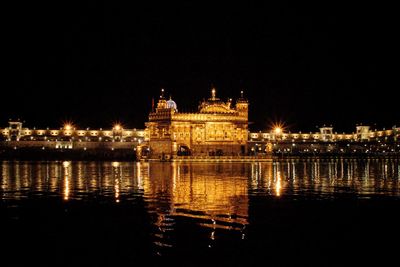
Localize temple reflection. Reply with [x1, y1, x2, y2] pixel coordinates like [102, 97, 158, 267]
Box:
[138, 162, 250, 255]
[141, 162, 249, 227]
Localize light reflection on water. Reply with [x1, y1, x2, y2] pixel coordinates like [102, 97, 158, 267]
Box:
[1, 159, 400, 204]
[1, 159, 399, 256]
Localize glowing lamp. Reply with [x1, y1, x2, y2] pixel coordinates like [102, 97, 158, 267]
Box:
[64, 123, 73, 131]
[114, 124, 122, 131]
[274, 127, 282, 135]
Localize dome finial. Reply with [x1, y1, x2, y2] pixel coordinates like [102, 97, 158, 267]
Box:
[211, 88, 216, 100]
[160, 88, 165, 99]
[240, 90, 244, 98]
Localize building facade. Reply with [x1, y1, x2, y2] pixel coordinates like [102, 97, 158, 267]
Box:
[248, 125, 399, 155]
[1, 99, 398, 159]
[141, 89, 249, 159]
[0, 120, 144, 151]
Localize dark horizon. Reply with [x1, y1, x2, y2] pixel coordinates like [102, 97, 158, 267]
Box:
[2, 2, 398, 132]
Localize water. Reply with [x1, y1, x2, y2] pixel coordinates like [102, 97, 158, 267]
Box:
[1, 159, 399, 266]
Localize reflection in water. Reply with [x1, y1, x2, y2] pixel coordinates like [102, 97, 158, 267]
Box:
[1, 160, 400, 201]
[1, 159, 400, 256]
[0, 161, 142, 201]
[63, 162, 70, 200]
[274, 163, 282, 196]
[140, 162, 249, 254]
[112, 162, 121, 203]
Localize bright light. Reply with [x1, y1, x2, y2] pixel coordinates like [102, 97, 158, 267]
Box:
[113, 124, 122, 131]
[112, 162, 120, 168]
[62, 161, 71, 168]
[211, 88, 216, 99]
[274, 127, 282, 135]
[63, 123, 73, 131]
[275, 170, 282, 197]
[270, 121, 286, 136]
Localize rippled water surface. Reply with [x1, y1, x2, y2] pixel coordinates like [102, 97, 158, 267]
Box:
[1, 159, 399, 266]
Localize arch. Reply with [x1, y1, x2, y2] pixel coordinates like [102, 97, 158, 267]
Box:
[177, 144, 191, 156]
[140, 145, 151, 158]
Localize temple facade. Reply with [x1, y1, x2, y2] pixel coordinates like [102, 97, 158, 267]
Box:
[141, 88, 249, 159]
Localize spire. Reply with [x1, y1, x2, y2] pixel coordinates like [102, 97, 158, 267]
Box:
[160, 88, 165, 99]
[237, 89, 248, 104]
[211, 88, 216, 100]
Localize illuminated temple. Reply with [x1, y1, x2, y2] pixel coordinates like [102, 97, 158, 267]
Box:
[0, 87, 398, 159]
[140, 88, 249, 159]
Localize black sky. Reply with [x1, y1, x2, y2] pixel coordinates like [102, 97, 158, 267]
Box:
[2, 1, 398, 132]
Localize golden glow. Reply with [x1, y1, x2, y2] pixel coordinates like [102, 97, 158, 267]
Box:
[146, 89, 249, 159]
[113, 123, 122, 131]
[63, 164, 70, 201]
[112, 161, 120, 168]
[1, 161, 399, 208]
[115, 176, 120, 203]
[112, 161, 121, 203]
[274, 127, 282, 135]
[141, 163, 249, 229]
[275, 170, 281, 197]
[62, 161, 71, 168]
[270, 121, 286, 137]
[63, 123, 73, 131]
[136, 162, 143, 190]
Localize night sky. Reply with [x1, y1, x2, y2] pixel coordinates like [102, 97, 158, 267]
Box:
[2, 2, 398, 132]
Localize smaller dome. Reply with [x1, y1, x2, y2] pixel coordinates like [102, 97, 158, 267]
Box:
[166, 98, 178, 111]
